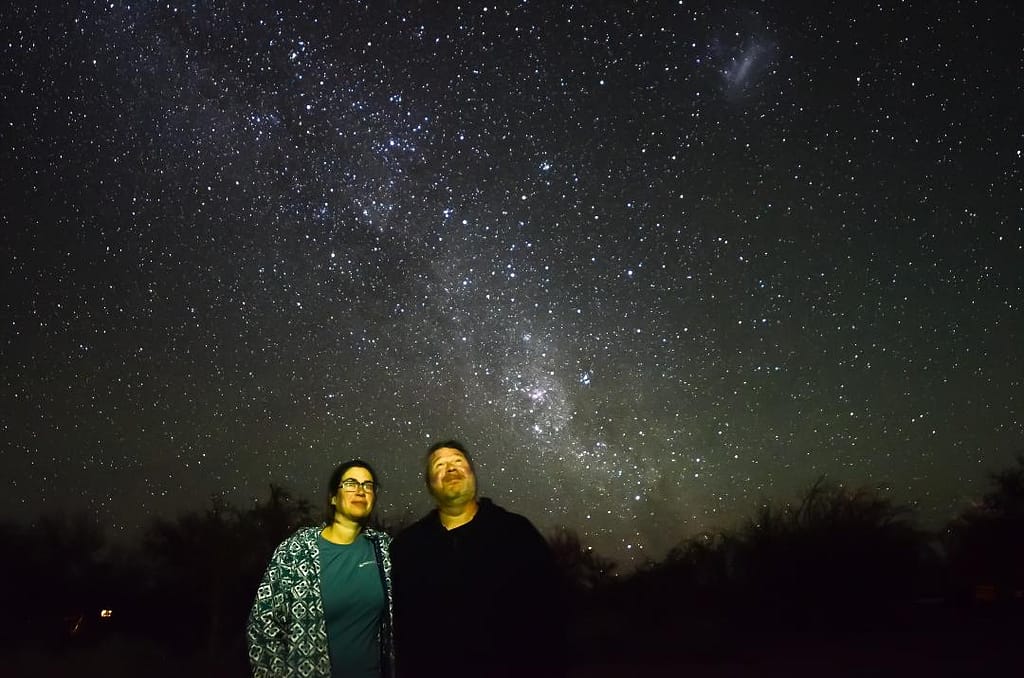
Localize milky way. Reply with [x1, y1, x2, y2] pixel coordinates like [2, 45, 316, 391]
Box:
[2, 1, 1021, 566]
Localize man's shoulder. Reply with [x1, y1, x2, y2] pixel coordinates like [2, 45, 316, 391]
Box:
[393, 510, 440, 545]
[478, 498, 543, 536]
[478, 497, 529, 522]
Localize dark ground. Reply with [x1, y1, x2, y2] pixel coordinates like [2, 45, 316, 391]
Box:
[5, 603, 1019, 677]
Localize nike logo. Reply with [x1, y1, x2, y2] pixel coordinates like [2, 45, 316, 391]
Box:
[358, 560, 375, 568]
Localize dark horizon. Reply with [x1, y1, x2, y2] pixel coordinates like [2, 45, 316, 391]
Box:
[5, 452, 1021, 570]
[3, 459, 1023, 676]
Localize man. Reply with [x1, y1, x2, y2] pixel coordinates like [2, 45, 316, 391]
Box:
[391, 440, 565, 678]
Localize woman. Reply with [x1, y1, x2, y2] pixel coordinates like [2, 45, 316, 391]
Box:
[247, 460, 394, 678]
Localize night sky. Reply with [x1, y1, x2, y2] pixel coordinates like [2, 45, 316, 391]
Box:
[2, 1, 1021, 567]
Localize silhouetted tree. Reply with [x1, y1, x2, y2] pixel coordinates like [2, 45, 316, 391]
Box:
[611, 477, 929, 641]
[548, 526, 616, 597]
[140, 484, 313, 670]
[661, 531, 739, 606]
[236, 484, 314, 597]
[728, 477, 927, 626]
[947, 454, 1024, 602]
[143, 497, 241, 652]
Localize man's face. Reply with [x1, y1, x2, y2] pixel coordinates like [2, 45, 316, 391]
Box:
[427, 447, 476, 505]
[332, 465, 376, 523]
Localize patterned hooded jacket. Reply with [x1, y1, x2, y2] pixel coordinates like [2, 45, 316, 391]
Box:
[247, 526, 395, 678]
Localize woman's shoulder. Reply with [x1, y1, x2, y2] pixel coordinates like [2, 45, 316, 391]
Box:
[273, 525, 322, 556]
[362, 526, 392, 547]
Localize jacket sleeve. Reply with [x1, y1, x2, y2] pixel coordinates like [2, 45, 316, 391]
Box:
[247, 541, 293, 677]
[370, 529, 396, 678]
[514, 517, 569, 674]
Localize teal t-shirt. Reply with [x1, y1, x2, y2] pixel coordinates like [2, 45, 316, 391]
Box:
[318, 533, 384, 678]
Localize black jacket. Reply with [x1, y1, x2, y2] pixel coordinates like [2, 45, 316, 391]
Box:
[391, 498, 565, 678]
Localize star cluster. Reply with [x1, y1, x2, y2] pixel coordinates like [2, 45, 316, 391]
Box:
[2, 0, 1021, 565]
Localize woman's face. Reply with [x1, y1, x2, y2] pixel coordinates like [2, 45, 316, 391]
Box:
[331, 465, 376, 524]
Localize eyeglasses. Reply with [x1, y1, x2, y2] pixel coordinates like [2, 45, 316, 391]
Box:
[339, 479, 376, 493]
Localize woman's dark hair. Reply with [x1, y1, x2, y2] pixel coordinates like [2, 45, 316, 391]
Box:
[324, 459, 378, 525]
[423, 439, 475, 485]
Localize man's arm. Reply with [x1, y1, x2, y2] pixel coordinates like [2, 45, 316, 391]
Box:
[514, 516, 570, 674]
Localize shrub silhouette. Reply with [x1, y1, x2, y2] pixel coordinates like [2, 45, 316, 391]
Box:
[17, 464, 1024, 673]
[140, 485, 312, 666]
[614, 477, 929, 639]
[729, 478, 927, 625]
[548, 526, 617, 598]
[947, 454, 1024, 602]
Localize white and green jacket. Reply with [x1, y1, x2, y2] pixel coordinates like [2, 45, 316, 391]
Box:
[247, 526, 395, 678]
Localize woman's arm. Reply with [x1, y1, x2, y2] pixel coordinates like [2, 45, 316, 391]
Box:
[247, 541, 293, 677]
